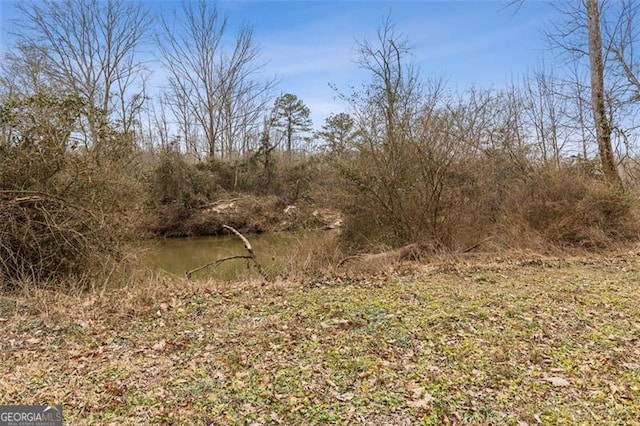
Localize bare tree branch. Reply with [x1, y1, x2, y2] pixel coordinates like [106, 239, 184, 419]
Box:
[13, 0, 151, 146]
[157, 0, 275, 158]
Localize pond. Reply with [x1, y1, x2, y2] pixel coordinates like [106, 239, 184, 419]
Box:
[141, 230, 334, 280]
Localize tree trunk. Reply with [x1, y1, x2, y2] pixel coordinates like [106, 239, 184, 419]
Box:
[586, 0, 623, 189]
[287, 119, 293, 156]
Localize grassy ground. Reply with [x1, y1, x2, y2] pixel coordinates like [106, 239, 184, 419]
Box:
[1, 253, 640, 425]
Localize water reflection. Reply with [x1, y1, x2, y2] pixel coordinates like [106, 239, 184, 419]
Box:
[142, 231, 330, 280]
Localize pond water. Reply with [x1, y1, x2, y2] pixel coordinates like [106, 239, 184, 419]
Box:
[141, 230, 333, 280]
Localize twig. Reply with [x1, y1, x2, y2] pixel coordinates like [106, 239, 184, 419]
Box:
[185, 255, 251, 279]
[202, 198, 241, 209]
[0, 189, 97, 217]
[461, 236, 493, 254]
[337, 254, 361, 267]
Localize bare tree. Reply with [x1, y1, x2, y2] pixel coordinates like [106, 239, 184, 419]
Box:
[564, 57, 594, 160]
[163, 88, 203, 158]
[511, 0, 630, 187]
[585, 0, 623, 187]
[335, 17, 466, 247]
[608, 0, 640, 100]
[12, 0, 151, 148]
[544, 0, 627, 186]
[158, 0, 274, 159]
[218, 28, 276, 158]
[522, 64, 569, 165]
[0, 45, 51, 100]
[149, 96, 172, 151]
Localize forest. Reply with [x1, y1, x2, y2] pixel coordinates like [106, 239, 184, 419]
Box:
[1, 0, 640, 424]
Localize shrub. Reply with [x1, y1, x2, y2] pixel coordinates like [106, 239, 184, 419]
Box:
[335, 144, 639, 254]
[146, 149, 219, 209]
[510, 167, 639, 249]
[0, 91, 142, 292]
[0, 191, 123, 291]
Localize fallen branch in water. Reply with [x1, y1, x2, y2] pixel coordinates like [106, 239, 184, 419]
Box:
[184, 255, 251, 279]
[185, 225, 270, 282]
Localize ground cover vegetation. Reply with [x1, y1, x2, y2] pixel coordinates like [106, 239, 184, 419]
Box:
[1, 1, 640, 422]
[1, 255, 640, 424]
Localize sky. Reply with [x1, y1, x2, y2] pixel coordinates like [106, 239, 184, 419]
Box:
[0, 0, 558, 128]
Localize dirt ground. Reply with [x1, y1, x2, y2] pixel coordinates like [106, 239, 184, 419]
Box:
[141, 194, 342, 238]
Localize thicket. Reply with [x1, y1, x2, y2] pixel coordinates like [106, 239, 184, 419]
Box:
[335, 150, 638, 253]
[326, 23, 639, 255]
[141, 146, 321, 237]
[326, 87, 640, 251]
[0, 92, 142, 292]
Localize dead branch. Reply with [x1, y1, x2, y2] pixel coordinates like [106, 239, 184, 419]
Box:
[223, 225, 269, 281]
[184, 225, 270, 281]
[461, 236, 494, 253]
[0, 189, 96, 217]
[0, 195, 45, 209]
[201, 198, 241, 209]
[338, 243, 423, 267]
[185, 255, 251, 279]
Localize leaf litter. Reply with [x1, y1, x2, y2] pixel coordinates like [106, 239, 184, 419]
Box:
[1, 254, 640, 424]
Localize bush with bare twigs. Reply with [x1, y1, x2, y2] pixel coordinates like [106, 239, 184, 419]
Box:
[0, 91, 141, 292]
[0, 191, 124, 291]
[326, 20, 639, 255]
[505, 166, 640, 249]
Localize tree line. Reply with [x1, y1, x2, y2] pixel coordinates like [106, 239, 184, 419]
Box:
[1, 0, 317, 161]
[1, 0, 639, 173]
[2, 0, 640, 290]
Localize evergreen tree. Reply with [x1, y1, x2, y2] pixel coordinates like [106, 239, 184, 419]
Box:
[317, 112, 358, 154]
[272, 93, 312, 155]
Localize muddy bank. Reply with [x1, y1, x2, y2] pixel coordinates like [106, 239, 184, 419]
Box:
[140, 195, 342, 238]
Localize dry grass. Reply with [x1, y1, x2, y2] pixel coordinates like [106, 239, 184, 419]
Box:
[1, 252, 640, 425]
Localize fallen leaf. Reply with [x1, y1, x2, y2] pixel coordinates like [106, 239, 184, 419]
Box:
[609, 382, 620, 394]
[335, 392, 354, 401]
[406, 382, 424, 399]
[407, 393, 435, 408]
[270, 412, 283, 424]
[152, 340, 166, 351]
[543, 376, 570, 387]
[242, 403, 256, 414]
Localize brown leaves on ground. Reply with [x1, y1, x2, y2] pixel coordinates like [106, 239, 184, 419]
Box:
[1, 253, 640, 424]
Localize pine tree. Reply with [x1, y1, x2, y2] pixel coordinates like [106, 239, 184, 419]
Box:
[271, 93, 312, 155]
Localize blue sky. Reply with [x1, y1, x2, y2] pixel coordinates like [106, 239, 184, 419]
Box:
[217, 0, 557, 124]
[0, 0, 557, 127]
